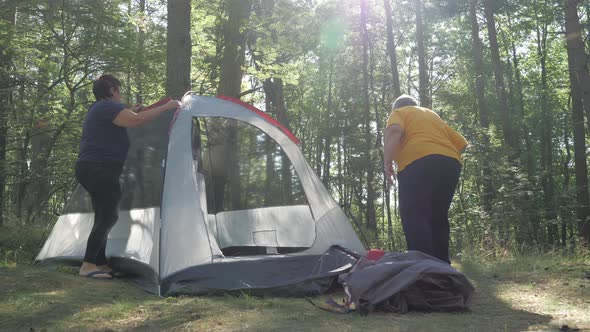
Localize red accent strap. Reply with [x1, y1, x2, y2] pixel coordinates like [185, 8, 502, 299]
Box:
[216, 95, 301, 145]
[168, 105, 183, 135]
[140, 97, 172, 112]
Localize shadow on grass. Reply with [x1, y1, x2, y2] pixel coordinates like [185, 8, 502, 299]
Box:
[0, 265, 150, 331]
[458, 259, 567, 331]
[126, 261, 556, 332]
[0, 259, 560, 332]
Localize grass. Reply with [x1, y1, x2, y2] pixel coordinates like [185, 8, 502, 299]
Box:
[1, 224, 589, 331]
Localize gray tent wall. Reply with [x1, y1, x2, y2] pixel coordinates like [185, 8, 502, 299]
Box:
[36, 94, 365, 295]
[160, 95, 366, 279]
[36, 107, 173, 292]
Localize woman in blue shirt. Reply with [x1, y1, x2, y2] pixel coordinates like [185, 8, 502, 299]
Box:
[76, 74, 179, 279]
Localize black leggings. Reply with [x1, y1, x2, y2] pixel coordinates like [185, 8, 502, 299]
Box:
[397, 154, 461, 264]
[75, 162, 123, 265]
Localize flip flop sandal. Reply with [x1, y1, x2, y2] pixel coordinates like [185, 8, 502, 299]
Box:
[84, 271, 113, 279]
[108, 271, 127, 278]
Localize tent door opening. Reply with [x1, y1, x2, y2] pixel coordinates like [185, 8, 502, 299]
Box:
[191, 117, 316, 257]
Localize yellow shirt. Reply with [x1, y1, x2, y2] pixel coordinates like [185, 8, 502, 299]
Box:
[386, 106, 467, 172]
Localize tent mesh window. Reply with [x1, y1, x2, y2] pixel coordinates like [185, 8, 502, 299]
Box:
[63, 117, 170, 214]
[193, 117, 313, 256]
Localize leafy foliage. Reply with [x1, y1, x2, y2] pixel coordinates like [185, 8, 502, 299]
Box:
[2, 0, 590, 254]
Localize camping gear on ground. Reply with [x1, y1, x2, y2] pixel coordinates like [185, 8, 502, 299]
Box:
[338, 250, 474, 315]
[366, 248, 385, 261]
[36, 93, 366, 296]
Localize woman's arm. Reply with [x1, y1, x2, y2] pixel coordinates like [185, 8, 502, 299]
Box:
[113, 100, 181, 128]
[383, 124, 403, 188]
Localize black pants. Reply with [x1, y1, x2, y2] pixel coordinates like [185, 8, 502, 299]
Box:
[397, 154, 461, 264]
[75, 162, 123, 265]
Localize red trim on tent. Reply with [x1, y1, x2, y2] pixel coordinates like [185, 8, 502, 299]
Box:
[216, 95, 301, 145]
[140, 97, 172, 113]
[168, 105, 182, 135]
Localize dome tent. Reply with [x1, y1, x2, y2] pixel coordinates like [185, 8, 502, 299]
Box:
[36, 93, 366, 296]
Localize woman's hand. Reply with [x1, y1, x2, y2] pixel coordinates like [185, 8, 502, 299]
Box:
[165, 100, 181, 111]
[383, 124, 403, 189]
[384, 163, 395, 189]
[131, 103, 144, 113]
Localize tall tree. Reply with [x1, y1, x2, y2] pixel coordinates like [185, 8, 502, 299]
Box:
[217, 0, 251, 98]
[0, 0, 16, 226]
[359, 0, 377, 230]
[322, 56, 335, 185]
[415, 0, 431, 109]
[213, 0, 251, 211]
[506, 10, 533, 177]
[483, 0, 514, 150]
[535, 3, 557, 244]
[166, 0, 191, 100]
[136, 0, 146, 104]
[563, 0, 590, 131]
[383, 0, 401, 98]
[469, 0, 493, 214]
[24, 0, 57, 223]
[247, 0, 287, 204]
[264, 77, 293, 201]
[564, 0, 590, 245]
[560, 109, 573, 246]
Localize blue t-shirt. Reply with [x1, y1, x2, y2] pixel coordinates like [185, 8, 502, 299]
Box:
[78, 100, 129, 163]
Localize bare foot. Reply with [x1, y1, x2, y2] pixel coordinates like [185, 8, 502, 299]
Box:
[79, 262, 112, 279]
[98, 265, 113, 273]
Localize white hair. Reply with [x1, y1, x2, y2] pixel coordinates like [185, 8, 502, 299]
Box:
[392, 94, 419, 110]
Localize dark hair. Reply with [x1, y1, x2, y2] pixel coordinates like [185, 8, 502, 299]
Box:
[392, 94, 419, 110]
[92, 74, 121, 101]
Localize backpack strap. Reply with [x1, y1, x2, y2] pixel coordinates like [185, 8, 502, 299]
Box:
[305, 296, 354, 314]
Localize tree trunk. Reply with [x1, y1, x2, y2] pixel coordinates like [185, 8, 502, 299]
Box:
[15, 131, 29, 220]
[263, 77, 293, 202]
[126, 0, 133, 104]
[359, 0, 376, 231]
[508, 22, 535, 182]
[383, 0, 401, 98]
[337, 124, 344, 206]
[415, 0, 431, 109]
[562, 109, 572, 247]
[469, 0, 493, 214]
[315, 130, 322, 176]
[263, 104, 276, 206]
[483, 0, 514, 150]
[564, 0, 590, 245]
[136, 0, 146, 104]
[217, 0, 250, 98]
[322, 56, 334, 185]
[214, 0, 251, 211]
[381, 81, 394, 250]
[166, 0, 191, 100]
[23, 1, 57, 223]
[586, 0, 590, 52]
[0, 0, 16, 226]
[536, 11, 556, 245]
[564, 0, 590, 134]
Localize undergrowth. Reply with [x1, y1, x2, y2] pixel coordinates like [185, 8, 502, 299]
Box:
[0, 223, 48, 268]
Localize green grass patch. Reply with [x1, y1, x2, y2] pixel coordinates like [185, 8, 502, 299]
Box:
[1, 224, 589, 331]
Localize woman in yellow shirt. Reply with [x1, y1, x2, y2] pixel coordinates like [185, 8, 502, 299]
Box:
[383, 95, 467, 264]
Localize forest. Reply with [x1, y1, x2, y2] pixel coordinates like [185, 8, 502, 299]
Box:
[2, 0, 590, 256]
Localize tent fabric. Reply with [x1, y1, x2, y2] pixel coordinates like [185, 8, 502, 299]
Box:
[338, 251, 475, 314]
[36, 208, 161, 274]
[161, 245, 359, 296]
[36, 94, 366, 296]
